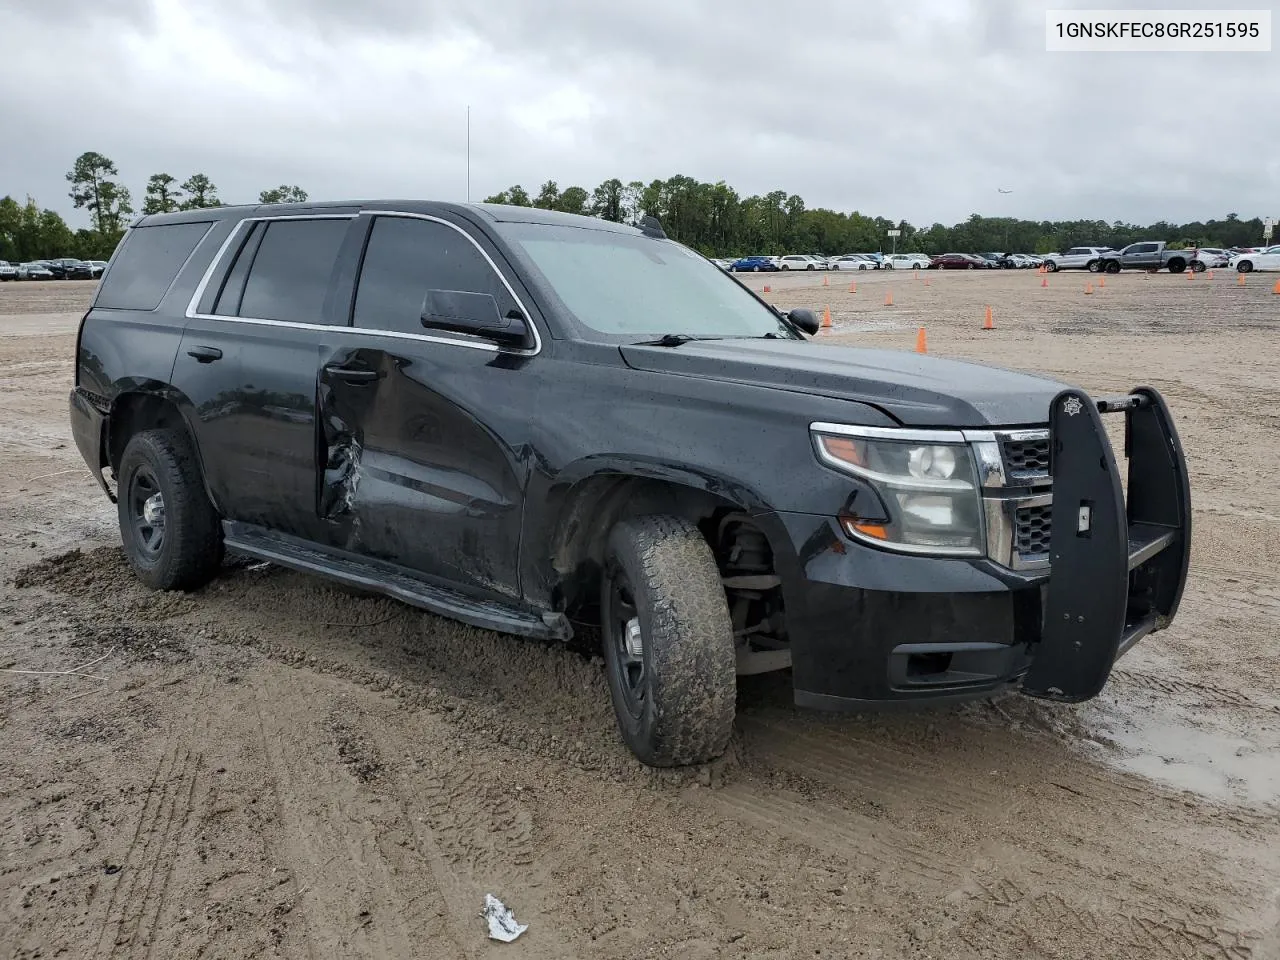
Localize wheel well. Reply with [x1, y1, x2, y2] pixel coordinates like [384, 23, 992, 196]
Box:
[548, 475, 789, 667]
[106, 393, 188, 474]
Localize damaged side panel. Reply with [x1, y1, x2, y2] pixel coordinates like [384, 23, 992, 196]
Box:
[317, 343, 529, 602]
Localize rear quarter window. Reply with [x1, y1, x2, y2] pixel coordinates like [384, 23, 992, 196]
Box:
[94, 221, 215, 311]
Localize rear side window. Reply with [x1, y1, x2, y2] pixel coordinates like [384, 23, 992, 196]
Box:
[232, 218, 350, 324]
[94, 222, 213, 311]
[352, 216, 517, 336]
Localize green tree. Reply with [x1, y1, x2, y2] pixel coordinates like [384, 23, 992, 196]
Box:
[484, 184, 532, 206]
[590, 178, 624, 221]
[66, 151, 133, 234]
[180, 173, 220, 209]
[259, 184, 309, 204]
[533, 180, 560, 210]
[142, 173, 182, 215]
[555, 186, 589, 216]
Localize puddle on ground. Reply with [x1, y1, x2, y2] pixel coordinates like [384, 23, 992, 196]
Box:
[1084, 697, 1280, 809]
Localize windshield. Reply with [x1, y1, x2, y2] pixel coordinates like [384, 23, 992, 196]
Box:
[499, 223, 797, 341]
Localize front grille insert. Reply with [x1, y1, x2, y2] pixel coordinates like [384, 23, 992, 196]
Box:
[1002, 434, 1051, 480]
[1014, 503, 1052, 560]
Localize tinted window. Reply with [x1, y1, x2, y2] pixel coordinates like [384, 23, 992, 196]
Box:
[353, 216, 516, 335]
[236, 218, 350, 324]
[210, 221, 265, 316]
[95, 221, 213, 311]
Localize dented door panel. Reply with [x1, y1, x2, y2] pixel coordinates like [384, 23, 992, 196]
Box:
[318, 341, 530, 600]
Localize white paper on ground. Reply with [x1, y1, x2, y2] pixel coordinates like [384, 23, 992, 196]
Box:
[482, 894, 528, 942]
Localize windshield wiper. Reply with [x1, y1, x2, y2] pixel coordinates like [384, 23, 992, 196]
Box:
[634, 334, 717, 347]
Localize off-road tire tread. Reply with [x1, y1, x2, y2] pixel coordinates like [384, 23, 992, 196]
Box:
[605, 515, 736, 766]
[118, 428, 223, 591]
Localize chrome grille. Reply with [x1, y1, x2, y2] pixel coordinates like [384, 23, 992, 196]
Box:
[1014, 503, 1052, 560]
[1002, 435, 1050, 480]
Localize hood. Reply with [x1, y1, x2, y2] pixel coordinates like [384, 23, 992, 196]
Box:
[619, 338, 1068, 428]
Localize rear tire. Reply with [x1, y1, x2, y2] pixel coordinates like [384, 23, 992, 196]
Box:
[1167, 258, 1186, 274]
[117, 429, 223, 591]
[600, 515, 736, 767]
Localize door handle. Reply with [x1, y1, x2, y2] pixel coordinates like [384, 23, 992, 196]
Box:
[186, 345, 222, 363]
[323, 364, 379, 382]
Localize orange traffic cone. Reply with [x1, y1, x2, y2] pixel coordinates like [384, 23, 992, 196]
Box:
[1085, 282, 1094, 295]
[1098, 277, 1105, 288]
[763, 284, 771, 293]
[913, 268, 920, 280]
[1207, 270, 1215, 279]
[924, 276, 931, 286]
[1273, 280, 1280, 295]
[982, 306, 994, 330]
[848, 281, 857, 294]
[822, 306, 832, 328]
[1187, 268, 1195, 280]
[823, 275, 829, 287]
[884, 291, 894, 306]
[1237, 273, 1246, 286]
[915, 327, 927, 353]
[1041, 275, 1049, 288]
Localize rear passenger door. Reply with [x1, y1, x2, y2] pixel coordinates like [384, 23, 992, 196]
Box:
[174, 215, 357, 538]
[316, 212, 535, 602]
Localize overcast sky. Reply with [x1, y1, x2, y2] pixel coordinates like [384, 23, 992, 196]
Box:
[2, 0, 1277, 230]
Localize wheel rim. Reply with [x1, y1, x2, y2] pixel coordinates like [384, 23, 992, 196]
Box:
[605, 564, 646, 719]
[129, 465, 166, 557]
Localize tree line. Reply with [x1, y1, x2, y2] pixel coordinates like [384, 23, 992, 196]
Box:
[0, 150, 308, 263]
[4, 154, 1269, 265]
[485, 176, 1269, 258]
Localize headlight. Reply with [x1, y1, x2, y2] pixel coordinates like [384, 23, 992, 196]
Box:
[810, 425, 984, 556]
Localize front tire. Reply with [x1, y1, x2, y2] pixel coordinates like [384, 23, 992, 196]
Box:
[1105, 260, 1121, 274]
[600, 516, 736, 767]
[1238, 260, 1253, 273]
[117, 429, 224, 591]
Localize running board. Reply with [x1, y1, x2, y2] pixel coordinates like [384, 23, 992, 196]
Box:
[222, 522, 572, 641]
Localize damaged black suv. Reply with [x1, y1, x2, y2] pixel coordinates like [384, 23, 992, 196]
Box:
[70, 201, 1192, 766]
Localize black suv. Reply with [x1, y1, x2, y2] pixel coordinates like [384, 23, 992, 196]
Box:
[70, 201, 1192, 766]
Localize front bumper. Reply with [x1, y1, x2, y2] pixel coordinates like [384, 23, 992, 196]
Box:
[760, 387, 1192, 710]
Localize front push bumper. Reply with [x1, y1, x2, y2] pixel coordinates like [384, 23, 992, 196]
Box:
[761, 386, 1192, 709]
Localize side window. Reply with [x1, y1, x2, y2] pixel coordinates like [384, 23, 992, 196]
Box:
[223, 218, 350, 324]
[210, 221, 264, 316]
[1133, 243, 1157, 254]
[95, 221, 214, 311]
[352, 216, 517, 336]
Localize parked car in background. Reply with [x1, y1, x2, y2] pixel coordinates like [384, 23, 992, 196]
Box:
[709, 258, 734, 271]
[777, 254, 825, 271]
[1096, 242, 1191, 274]
[1189, 248, 1230, 271]
[729, 255, 779, 272]
[18, 263, 55, 280]
[83, 260, 110, 278]
[830, 255, 879, 271]
[0, 260, 18, 281]
[1041, 247, 1113, 273]
[883, 254, 931, 269]
[930, 253, 991, 269]
[1230, 245, 1280, 272]
[48, 257, 95, 280]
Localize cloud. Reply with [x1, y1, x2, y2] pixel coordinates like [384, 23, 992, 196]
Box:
[1, 0, 1275, 230]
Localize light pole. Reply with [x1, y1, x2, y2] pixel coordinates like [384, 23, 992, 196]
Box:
[997, 188, 1012, 251]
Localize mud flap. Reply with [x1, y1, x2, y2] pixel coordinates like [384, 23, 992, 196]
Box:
[1022, 387, 1191, 702]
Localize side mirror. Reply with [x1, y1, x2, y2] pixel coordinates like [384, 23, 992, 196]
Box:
[786, 307, 820, 336]
[421, 289, 530, 347]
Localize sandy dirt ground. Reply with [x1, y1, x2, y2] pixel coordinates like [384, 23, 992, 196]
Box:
[1, 272, 1277, 959]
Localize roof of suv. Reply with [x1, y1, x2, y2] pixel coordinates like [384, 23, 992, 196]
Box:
[131, 200, 646, 236]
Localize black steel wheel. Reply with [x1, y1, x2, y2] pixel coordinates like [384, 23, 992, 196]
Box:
[117, 428, 223, 590]
[599, 515, 736, 767]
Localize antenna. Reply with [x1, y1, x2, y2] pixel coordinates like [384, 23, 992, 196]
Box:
[466, 105, 471, 202]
